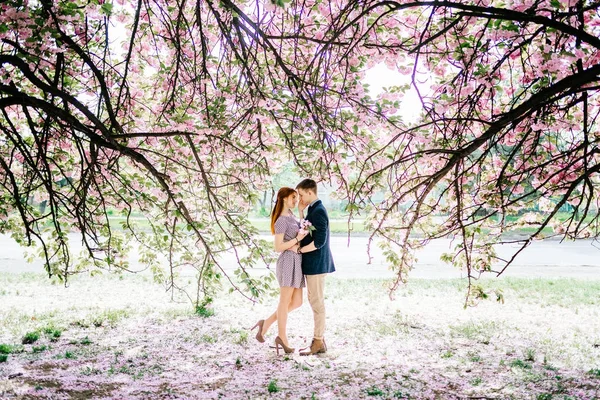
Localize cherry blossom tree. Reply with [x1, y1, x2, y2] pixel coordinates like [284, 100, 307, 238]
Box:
[338, 0, 600, 305]
[1, 0, 599, 305]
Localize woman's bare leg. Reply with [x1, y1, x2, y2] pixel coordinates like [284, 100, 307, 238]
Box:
[261, 288, 303, 335]
[262, 311, 277, 335]
[288, 288, 303, 312]
[276, 287, 295, 346]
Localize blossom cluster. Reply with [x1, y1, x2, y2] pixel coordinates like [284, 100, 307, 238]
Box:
[298, 219, 316, 236]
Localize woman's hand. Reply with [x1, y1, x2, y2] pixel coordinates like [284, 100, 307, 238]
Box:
[298, 200, 308, 214]
[296, 231, 308, 241]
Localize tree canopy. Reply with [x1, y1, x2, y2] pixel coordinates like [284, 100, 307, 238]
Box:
[1, 0, 599, 305]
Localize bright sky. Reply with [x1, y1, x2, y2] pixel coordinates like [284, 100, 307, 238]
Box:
[107, 8, 424, 124]
[364, 63, 424, 123]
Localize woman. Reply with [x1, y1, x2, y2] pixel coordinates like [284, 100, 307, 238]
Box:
[250, 187, 307, 354]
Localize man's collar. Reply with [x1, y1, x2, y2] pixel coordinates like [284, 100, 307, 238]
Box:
[308, 199, 319, 209]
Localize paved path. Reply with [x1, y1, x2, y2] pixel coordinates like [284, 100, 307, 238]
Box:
[1, 234, 599, 280]
[330, 236, 600, 280]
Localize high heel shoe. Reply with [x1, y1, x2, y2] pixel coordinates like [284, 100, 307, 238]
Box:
[274, 336, 295, 355]
[250, 320, 265, 343]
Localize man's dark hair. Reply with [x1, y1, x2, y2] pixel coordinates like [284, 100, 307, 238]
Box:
[296, 178, 318, 194]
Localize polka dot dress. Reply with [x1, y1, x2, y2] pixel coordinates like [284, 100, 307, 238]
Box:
[274, 214, 305, 288]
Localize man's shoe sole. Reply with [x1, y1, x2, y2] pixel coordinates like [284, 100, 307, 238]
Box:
[299, 349, 326, 356]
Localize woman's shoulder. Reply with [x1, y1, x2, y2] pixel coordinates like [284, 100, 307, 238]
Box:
[276, 214, 297, 223]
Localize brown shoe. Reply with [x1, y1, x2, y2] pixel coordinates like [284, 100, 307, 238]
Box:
[299, 338, 327, 356]
[249, 320, 265, 343]
[274, 336, 295, 355]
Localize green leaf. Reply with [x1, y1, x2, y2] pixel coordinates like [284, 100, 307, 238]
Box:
[503, 22, 519, 32]
[61, 2, 79, 16]
[100, 3, 114, 16]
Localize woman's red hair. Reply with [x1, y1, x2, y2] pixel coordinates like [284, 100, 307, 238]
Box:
[271, 187, 296, 234]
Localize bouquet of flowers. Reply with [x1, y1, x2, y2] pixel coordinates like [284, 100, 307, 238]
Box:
[299, 219, 316, 236]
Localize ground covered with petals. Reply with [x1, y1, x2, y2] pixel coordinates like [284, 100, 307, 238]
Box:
[1, 273, 599, 399]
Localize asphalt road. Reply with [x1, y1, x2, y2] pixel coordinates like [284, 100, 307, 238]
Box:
[1, 234, 599, 280]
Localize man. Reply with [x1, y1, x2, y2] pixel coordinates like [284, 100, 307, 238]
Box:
[296, 179, 335, 356]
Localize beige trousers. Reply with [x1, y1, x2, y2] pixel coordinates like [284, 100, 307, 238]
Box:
[305, 273, 327, 340]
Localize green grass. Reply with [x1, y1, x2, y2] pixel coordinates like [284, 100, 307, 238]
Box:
[32, 345, 48, 353]
[470, 377, 483, 386]
[1, 344, 24, 354]
[441, 350, 454, 359]
[588, 369, 600, 377]
[390, 278, 600, 307]
[200, 335, 216, 344]
[81, 366, 102, 376]
[267, 379, 279, 393]
[248, 218, 365, 233]
[43, 326, 62, 340]
[106, 215, 366, 234]
[366, 386, 385, 396]
[195, 305, 214, 318]
[0, 271, 598, 398]
[100, 210, 595, 239]
[449, 320, 500, 342]
[195, 297, 215, 318]
[525, 348, 536, 362]
[22, 331, 40, 344]
[233, 330, 248, 345]
[72, 309, 131, 328]
[476, 278, 600, 306]
[510, 359, 532, 369]
[0, 343, 17, 354]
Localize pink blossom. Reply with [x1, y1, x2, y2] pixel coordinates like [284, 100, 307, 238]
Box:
[264, 0, 276, 12]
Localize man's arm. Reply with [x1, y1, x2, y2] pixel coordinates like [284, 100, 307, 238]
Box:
[299, 208, 328, 254]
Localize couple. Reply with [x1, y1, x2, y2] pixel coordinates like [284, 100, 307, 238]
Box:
[251, 179, 335, 356]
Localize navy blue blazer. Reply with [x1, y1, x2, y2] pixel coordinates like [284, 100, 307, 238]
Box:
[300, 200, 336, 275]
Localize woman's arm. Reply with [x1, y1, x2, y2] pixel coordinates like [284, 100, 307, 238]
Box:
[298, 199, 308, 220]
[273, 233, 304, 253]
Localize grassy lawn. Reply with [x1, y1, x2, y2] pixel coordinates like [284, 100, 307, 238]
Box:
[1, 272, 599, 399]
[249, 218, 365, 234]
[106, 214, 574, 237]
[106, 215, 367, 234]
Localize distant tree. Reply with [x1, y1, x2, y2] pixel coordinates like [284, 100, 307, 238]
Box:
[1, 0, 599, 305]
